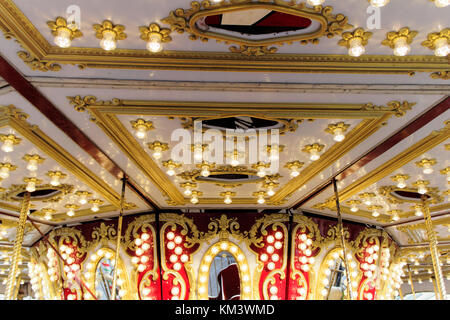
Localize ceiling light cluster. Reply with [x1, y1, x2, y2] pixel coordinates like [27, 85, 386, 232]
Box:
[391, 174, 409, 189]
[23, 154, 45, 172]
[381, 28, 418, 56]
[131, 118, 154, 139]
[220, 191, 235, 204]
[162, 159, 182, 176]
[148, 141, 169, 160]
[284, 161, 304, 178]
[415, 158, 436, 174]
[325, 122, 350, 142]
[339, 28, 373, 57]
[0, 134, 21, 153]
[302, 143, 325, 161]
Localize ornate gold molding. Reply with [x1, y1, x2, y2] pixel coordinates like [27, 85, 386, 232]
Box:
[0, 0, 447, 76]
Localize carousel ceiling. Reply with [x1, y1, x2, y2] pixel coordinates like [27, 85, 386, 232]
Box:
[0, 0, 448, 250]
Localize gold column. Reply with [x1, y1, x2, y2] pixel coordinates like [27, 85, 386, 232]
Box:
[407, 264, 416, 300]
[5, 192, 30, 300]
[110, 177, 126, 300]
[422, 196, 446, 300]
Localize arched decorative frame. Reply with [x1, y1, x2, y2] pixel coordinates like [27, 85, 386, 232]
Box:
[197, 240, 252, 300]
[314, 247, 360, 300]
[82, 247, 133, 300]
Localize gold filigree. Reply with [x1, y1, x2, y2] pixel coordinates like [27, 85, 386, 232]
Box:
[17, 50, 61, 72]
[139, 23, 172, 43]
[381, 27, 418, 49]
[47, 17, 83, 40]
[93, 20, 127, 41]
[379, 185, 442, 205]
[421, 28, 449, 51]
[161, 1, 353, 55]
[362, 101, 415, 117]
[430, 71, 450, 80]
[67, 95, 122, 113]
[91, 222, 117, 244]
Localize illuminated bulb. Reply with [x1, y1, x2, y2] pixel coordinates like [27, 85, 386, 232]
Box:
[152, 146, 163, 160]
[290, 167, 299, 178]
[166, 232, 175, 240]
[364, 199, 372, 206]
[166, 165, 176, 177]
[141, 233, 150, 241]
[260, 254, 268, 262]
[137, 264, 146, 272]
[267, 188, 275, 197]
[392, 214, 399, 221]
[267, 262, 275, 270]
[348, 37, 365, 57]
[257, 166, 266, 178]
[167, 241, 175, 250]
[267, 235, 275, 243]
[146, 33, 163, 53]
[135, 125, 147, 139]
[370, 0, 390, 7]
[434, 37, 450, 57]
[272, 254, 280, 262]
[275, 231, 283, 240]
[418, 183, 427, 195]
[1, 138, 14, 152]
[26, 180, 36, 192]
[26, 159, 38, 171]
[100, 30, 117, 51]
[0, 166, 10, 179]
[131, 257, 139, 264]
[422, 163, 433, 174]
[79, 195, 88, 205]
[200, 165, 210, 177]
[270, 286, 278, 295]
[169, 255, 178, 263]
[333, 128, 345, 142]
[67, 208, 75, 217]
[307, 0, 324, 5]
[230, 156, 240, 167]
[183, 187, 192, 196]
[91, 203, 100, 212]
[171, 287, 180, 296]
[415, 206, 423, 216]
[44, 213, 52, 220]
[54, 27, 72, 48]
[257, 195, 265, 204]
[393, 37, 410, 56]
[267, 246, 275, 254]
[135, 238, 143, 246]
[224, 195, 232, 204]
[50, 175, 60, 187]
[372, 209, 380, 217]
[190, 196, 199, 204]
[309, 149, 320, 161]
[350, 203, 359, 212]
[396, 177, 406, 189]
[434, 0, 449, 7]
[174, 247, 183, 255]
[173, 263, 182, 271]
[142, 243, 150, 251]
[136, 248, 144, 256]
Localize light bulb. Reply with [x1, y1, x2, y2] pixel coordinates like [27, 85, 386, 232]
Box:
[79, 195, 87, 205]
[44, 213, 52, 220]
[418, 184, 427, 195]
[231, 157, 239, 167]
[190, 196, 198, 204]
[201, 166, 210, 177]
[372, 209, 380, 217]
[370, 0, 390, 7]
[166, 165, 176, 176]
[290, 167, 299, 178]
[267, 188, 275, 196]
[364, 199, 372, 206]
[0, 167, 9, 179]
[392, 214, 399, 221]
[184, 187, 192, 196]
[146, 34, 163, 53]
[257, 195, 265, 204]
[333, 128, 345, 142]
[393, 37, 410, 56]
[135, 125, 147, 139]
[54, 28, 72, 48]
[91, 204, 99, 212]
[434, 0, 449, 7]
[310, 149, 320, 161]
[100, 30, 117, 51]
[152, 146, 162, 160]
[422, 163, 433, 174]
[270, 150, 279, 161]
[26, 181, 36, 192]
[434, 37, 450, 57]
[67, 209, 75, 217]
[50, 175, 60, 186]
[348, 37, 365, 57]
[350, 204, 358, 212]
[396, 178, 406, 189]
[415, 207, 423, 216]
[307, 0, 324, 5]
[1, 139, 14, 152]
[26, 159, 38, 172]
[257, 167, 266, 178]
[193, 147, 203, 161]
[224, 196, 232, 204]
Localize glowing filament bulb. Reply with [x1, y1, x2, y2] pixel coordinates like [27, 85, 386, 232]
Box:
[422, 163, 433, 174]
[193, 146, 203, 161]
[290, 166, 299, 178]
[26, 180, 36, 192]
[231, 153, 240, 167]
[267, 187, 275, 197]
[364, 198, 372, 206]
[184, 187, 192, 196]
[166, 165, 176, 176]
[100, 30, 117, 51]
[415, 206, 423, 216]
[200, 165, 210, 177]
[26, 159, 38, 172]
[146, 33, 163, 53]
[257, 195, 265, 204]
[350, 203, 358, 212]
[190, 195, 198, 204]
[0, 166, 10, 179]
[434, 0, 450, 6]
[370, 0, 390, 7]
[417, 183, 427, 195]
[270, 149, 279, 161]
[309, 148, 320, 161]
[44, 213, 52, 220]
[79, 194, 87, 205]
[152, 146, 163, 160]
[348, 37, 365, 57]
[372, 209, 380, 217]
[307, 0, 324, 5]
[135, 125, 148, 139]
[67, 208, 75, 217]
[257, 166, 266, 178]
[1, 139, 14, 153]
[393, 37, 410, 56]
[91, 203, 100, 212]
[333, 128, 345, 142]
[434, 37, 450, 57]
[54, 28, 72, 48]
[396, 177, 406, 189]
[224, 195, 232, 205]
[50, 175, 60, 187]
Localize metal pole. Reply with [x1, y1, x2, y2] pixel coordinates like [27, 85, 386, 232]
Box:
[284, 210, 293, 300]
[398, 287, 404, 300]
[407, 264, 416, 300]
[332, 178, 352, 300]
[422, 195, 446, 300]
[111, 176, 127, 300]
[431, 277, 439, 299]
[5, 192, 30, 300]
